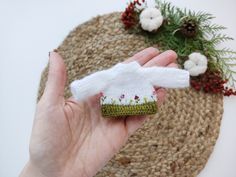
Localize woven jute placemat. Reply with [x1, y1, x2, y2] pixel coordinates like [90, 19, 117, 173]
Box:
[38, 12, 224, 177]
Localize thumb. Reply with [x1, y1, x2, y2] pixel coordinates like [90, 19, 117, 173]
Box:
[41, 51, 67, 104]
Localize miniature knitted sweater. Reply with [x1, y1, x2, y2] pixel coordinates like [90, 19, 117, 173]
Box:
[70, 62, 190, 117]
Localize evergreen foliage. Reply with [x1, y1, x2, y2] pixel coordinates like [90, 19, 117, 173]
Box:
[130, 0, 236, 87]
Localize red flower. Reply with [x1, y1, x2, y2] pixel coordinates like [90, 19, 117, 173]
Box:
[120, 94, 125, 99]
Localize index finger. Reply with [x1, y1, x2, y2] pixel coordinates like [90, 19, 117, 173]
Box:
[124, 47, 159, 66]
[144, 50, 177, 67]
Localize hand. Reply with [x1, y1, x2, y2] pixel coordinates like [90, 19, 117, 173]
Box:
[20, 48, 178, 177]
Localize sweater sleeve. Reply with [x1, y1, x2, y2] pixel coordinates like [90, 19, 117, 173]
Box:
[70, 70, 112, 101]
[140, 67, 190, 88]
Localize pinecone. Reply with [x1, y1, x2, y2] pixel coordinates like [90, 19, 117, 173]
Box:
[180, 18, 198, 38]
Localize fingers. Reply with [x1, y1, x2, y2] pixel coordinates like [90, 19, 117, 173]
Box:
[119, 50, 179, 137]
[167, 62, 178, 68]
[155, 62, 178, 106]
[156, 88, 167, 106]
[144, 50, 177, 67]
[141, 50, 178, 106]
[125, 115, 147, 136]
[41, 51, 67, 104]
[124, 47, 159, 65]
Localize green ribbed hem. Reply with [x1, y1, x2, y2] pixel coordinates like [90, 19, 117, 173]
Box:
[101, 101, 157, 117]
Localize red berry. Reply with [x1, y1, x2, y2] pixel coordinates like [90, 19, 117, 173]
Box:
[190, 70, 236, 96]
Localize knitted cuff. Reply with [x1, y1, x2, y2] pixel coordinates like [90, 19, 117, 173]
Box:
[101, 101, 157, 117]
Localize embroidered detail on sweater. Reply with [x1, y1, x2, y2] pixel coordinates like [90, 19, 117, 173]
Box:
[100, 91, 157, 105]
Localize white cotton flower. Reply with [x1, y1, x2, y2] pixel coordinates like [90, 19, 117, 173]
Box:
[184, 52, 208, 76]
[139, 7, 163, 32]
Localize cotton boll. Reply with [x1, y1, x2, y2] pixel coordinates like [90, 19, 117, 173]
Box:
[188, 65, 208, 76]
[189, 53, 208, 66]
[198, 56, 208, 66]
[184, 60, 195, 70]
[140, 7, 163, 32]
[184, 52, 208, 76]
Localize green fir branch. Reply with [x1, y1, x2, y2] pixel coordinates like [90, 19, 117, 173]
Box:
[201, 24, 226, 34]
[140, 0, 236, 88]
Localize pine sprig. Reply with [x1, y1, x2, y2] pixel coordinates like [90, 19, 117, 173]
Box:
[216, 48, 236, 56]
[210, 34, 233, 45]
[124, 0, 236, 89]
[215, 49, 236, 87]
[201, 24, 226, 35]
[218, 58, 236, 87]
[142, 0, 236, 88]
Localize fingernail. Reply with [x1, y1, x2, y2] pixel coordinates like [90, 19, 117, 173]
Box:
[49, 49, 58, 58]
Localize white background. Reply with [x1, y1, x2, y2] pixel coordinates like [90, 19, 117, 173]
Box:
[0, 0, 236, 176]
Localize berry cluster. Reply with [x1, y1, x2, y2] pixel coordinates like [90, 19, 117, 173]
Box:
[191, 70, 236, 96]
[121, 0, 145, 29]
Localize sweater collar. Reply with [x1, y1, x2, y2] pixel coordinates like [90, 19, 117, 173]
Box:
[112, 61, 141, 71]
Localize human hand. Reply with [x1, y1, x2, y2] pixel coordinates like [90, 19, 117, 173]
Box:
[20, 48, 178, 177]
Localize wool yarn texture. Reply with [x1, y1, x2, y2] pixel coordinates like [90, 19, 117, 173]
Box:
[70, 61, 190, 117]
[37, 12, 223, 177]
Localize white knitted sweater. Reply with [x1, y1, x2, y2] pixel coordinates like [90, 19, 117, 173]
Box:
[70, 62, 190, 106]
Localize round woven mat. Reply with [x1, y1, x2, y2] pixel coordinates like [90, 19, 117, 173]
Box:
[38, 12, 224, 177]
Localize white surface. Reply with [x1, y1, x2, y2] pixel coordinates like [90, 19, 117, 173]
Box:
[0, 0, 236, 176]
